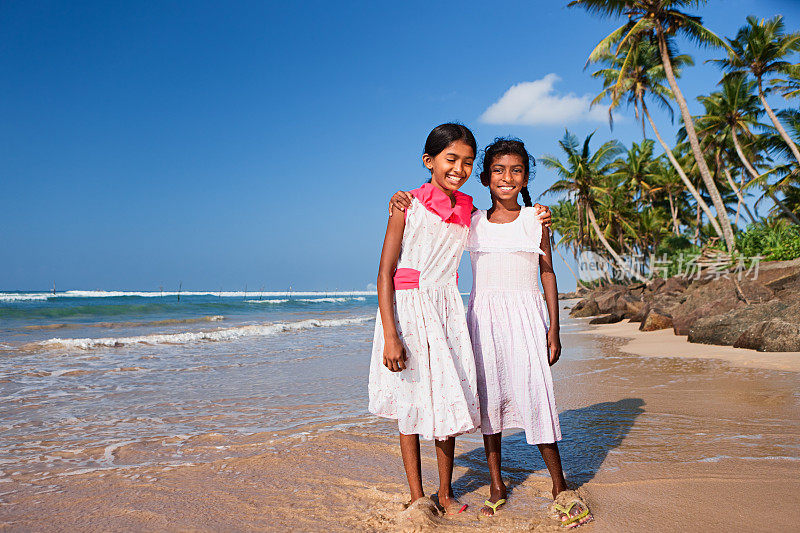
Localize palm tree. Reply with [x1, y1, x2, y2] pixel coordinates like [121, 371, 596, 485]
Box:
[651, 158, 689, 234]
[550, 201, 581, 253]
[714, 15, 800, 165]
[542, 131, 647, 282]
[695, 75, 800, 224]
[770, 64, 800, 100]
[569, 0, 737, 252]
[612, 139, 662, 201]
[692, 75, 774, 224]
[589, 39, 725, 240]
[765, 110, 800, 222]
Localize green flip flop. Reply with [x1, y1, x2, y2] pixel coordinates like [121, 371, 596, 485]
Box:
[483, 498, 506, 516]
[553, 500, 592, 528]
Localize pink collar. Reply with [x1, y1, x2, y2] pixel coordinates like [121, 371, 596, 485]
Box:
[411, 183, 473, 227]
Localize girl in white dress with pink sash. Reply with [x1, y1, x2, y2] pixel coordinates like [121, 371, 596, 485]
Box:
[368, 123, 481, 514]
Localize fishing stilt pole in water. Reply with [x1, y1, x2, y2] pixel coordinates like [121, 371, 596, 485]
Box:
[177, 281, 182, 302]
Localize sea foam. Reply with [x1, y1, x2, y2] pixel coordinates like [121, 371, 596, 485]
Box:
[1, 291, 376, 302]
[35, 316, 374, 350]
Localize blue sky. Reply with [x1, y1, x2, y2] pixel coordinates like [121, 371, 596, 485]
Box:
[2, 0, 798, 291]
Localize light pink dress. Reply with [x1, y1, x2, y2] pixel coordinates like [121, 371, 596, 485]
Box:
[369, 183, 481, 441]
[465, 207, 561, 445]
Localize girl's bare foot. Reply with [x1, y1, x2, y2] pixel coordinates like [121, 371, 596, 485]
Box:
[403, 494, 427, 509]
[436, 491, 468, 514]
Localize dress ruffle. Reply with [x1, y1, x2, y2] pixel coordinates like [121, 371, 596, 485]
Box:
[465, 207, 545, 254]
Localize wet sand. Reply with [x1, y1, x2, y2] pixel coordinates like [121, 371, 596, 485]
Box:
[2, 321, 799, 531]
[587, 318, 800, 372]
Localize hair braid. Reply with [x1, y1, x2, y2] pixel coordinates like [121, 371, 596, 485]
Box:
[520, 186, 533, 207]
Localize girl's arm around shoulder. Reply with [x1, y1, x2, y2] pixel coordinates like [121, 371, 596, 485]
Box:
[389, 191, 414, 212]
[539, 226, 561, 366]
[377, 205, 407, 372]
[531, 203, 552, 228]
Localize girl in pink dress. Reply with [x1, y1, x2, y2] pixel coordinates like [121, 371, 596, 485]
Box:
[368, 123, 481, 514]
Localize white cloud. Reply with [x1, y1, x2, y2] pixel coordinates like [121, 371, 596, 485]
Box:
[479, 73, 610, 126]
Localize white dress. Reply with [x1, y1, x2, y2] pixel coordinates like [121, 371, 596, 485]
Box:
[369, 184, 480, 441]
[465, 207, 561, 445]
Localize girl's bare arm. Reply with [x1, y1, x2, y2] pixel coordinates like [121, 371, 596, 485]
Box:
[539, 226, 561, 365]
[377, 206, 407, 372]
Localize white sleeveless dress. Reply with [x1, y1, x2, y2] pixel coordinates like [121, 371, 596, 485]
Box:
[465, 207, 561, 444]
[368, 184, 480, 441]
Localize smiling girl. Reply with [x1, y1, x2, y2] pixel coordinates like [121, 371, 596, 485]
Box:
[368, 123, 481, 514]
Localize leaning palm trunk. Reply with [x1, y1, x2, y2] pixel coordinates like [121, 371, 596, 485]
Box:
[642, 103, 725, 239]
[694, 204, 701, 245]
[666, 192, 681, 235]
[758, 80, 800, 166]
[585, 204, 647, 282]
[656, 24, 736, 253]
[551, 233, 588, 289]
[722, 167, 756, 224]
[731, 129, 800, 225]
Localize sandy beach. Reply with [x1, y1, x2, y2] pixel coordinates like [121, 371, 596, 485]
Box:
[585, 318, 800, 373]
[2, 301, 799, 532]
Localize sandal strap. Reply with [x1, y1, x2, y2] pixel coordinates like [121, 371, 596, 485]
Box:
[483, 498, 506, 512]
[556, 500, 590, 526]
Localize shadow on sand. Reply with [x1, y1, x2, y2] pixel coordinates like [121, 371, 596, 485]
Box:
[452, 398, 645, 497]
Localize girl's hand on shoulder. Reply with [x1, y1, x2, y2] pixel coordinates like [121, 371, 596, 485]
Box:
[547, 328, 561, 366]
[533, 203, 552, 228]
[389, 191, 414, 214]
[383, 337, 407, 372]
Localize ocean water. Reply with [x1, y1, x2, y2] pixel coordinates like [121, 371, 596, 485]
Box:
[2, 290, 800, 531]
[0, 290, 380, 479]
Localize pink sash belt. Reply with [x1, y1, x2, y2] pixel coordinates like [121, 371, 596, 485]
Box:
[393, 268, 459, 290]
[393, 268, 420, 290]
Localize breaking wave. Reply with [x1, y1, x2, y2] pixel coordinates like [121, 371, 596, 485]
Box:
[31, 316, 374, 350]
[1, 291, 376, 302]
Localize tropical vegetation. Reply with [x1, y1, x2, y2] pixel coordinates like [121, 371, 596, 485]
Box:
[545, 1, 800, 285]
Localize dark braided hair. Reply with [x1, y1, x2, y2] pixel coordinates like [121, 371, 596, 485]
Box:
[479, 138, 536, 207]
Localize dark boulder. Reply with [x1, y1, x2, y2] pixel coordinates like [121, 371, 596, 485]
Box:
[688, 300, 789, 346]
[570, 299, 600, 317]
[639, 309, 673, 331]
[669, 277, 773, 335]
[734, 318, 800, 352]
[595, 289, 626, 314]
[646, 277, 666, 293]
[619, 295, 645, 319]
[662, 276, 690, 294]
[589, 312, 625, 324]
[629, 302, 650, 323]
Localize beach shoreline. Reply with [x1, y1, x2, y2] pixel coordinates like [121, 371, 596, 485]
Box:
[2, 300, 799, 532]
[582, 318, 800, 373]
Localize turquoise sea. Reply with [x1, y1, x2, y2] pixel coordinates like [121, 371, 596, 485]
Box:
[0, 290, 380, 478]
